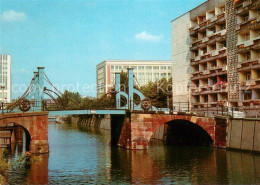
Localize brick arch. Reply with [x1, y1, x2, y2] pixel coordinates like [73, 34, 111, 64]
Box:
[118, 113, 216, 149]
[2, 122, 32, 151]
[150, 115, 216, 142]
[0, 112, 49, 154]
[163, 119, 214, 145]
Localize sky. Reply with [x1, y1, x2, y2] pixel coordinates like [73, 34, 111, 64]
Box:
[0, 0, 206, 98]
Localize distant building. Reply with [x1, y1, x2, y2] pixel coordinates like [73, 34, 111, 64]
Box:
[96, 60, 172, 98]
[0, 54, 11, 102]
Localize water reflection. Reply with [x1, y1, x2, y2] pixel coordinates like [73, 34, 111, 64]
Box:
[4, 122, 260, 184]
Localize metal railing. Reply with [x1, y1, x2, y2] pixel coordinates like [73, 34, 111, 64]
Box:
[0, 100, 44, 114]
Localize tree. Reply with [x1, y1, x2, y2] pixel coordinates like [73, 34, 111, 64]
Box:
[56, 90, 83, 110]
[140, 78, 172, 109]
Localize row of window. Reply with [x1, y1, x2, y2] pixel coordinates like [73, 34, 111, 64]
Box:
[110, 72, 171, 84]
[110, 65, 171, 70]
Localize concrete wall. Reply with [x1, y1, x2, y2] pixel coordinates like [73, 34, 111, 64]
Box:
[171, 12, 191, 103]
[227, 119, 260, 152]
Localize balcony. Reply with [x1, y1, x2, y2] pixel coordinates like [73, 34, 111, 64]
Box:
[235, 0, 260, 11]
[237, 38, 260, 53]
[191, 49, 227, 66]
[190, 32, 226, 51]
[213, 83, 228, 92]
[236, 17, 260, 32]
[191, 67, 227, 80]
[237, 58, 260, 71]
[189, 12, 225, 35]
[240, 78, 260, 90]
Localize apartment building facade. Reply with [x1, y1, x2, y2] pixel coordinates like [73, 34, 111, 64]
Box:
[0, 54, 11, 102]
[96, 60, 172, 98]
[171, 0, 260, 114]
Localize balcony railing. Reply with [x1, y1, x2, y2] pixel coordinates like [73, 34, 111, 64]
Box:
[190, 49, 227, 65]
[236, 17, 259, 32]
[190, 32, 226, 50]
[237, 58, 260, 70]
[237, 38, 260, 53]
[189, 12, 225, 35]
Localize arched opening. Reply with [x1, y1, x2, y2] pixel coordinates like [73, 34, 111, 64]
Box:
[165, 119, 213, 146]
[2, 123, 31, 152]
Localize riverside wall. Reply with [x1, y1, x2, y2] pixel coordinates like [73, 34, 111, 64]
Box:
[227, 119, 260, 152]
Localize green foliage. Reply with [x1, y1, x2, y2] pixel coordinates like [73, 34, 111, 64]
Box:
[140, 78, 172, 108]
[0, 149, 40, 184]
[56, 90, 83, 110]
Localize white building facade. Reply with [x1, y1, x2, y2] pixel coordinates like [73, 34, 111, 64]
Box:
[0, 54, 11, 102]
[96, 60, 172, 98]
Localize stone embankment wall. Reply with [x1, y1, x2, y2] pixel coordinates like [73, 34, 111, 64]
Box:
[76, 115, 111, 130]
[227, 119, 260, 152]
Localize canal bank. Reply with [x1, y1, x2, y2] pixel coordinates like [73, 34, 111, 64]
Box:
[54, 115, 260, 153]
[3, 121, 260, 184]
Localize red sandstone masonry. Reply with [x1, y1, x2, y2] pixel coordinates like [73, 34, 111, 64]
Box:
[0, 112, 49, 154]
[118, 113, 218, 150]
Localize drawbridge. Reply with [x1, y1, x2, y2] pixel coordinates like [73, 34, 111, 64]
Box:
[4, 67, 169, 116]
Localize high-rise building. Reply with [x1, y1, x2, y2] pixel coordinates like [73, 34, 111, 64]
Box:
[171, 0, 260, 116]
[0, 54, 11, 102]
[96, 60, 172, 98]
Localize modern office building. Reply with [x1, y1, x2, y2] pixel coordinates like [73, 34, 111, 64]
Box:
[96, 60, 172, 98]
[171, 0, 260, 114]
[0, 54, 11, 102]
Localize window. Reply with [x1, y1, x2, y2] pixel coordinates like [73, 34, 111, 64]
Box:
[160, 66, 167, 70]
[168, 73, 171, 79]
[246, 52, 251, 60]
[205, 95, 208, 102]
[153, 73, 159, 80]
[246, 72, 251, 80]
[245, 32, 250, 41]
[138, 73, 145, 84]
[161, 73, 167, 78]
[111, 66, 114, 70]
[146, 73, 152, 82]
[146, 66, 152, 70]
[243, 90, 252, 100]
[168, 66, 171, 70]
[243, 14, 249, 22]
[153, 66, 159, 70]
[138, 66, 144, 70]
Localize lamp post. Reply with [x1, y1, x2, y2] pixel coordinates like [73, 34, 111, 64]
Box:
[0, 85, 5, 114]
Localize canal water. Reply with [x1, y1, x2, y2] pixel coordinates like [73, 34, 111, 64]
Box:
[5, 122, 260, 184]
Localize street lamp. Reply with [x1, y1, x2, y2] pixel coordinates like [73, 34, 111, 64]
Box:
[0, 85, 5, 113]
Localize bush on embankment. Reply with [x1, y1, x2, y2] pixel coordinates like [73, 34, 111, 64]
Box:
[0, 148, 40, 184]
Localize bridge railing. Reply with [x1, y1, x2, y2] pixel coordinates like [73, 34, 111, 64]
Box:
[172, 102, 260, 118]
[1, 100, 44, 114]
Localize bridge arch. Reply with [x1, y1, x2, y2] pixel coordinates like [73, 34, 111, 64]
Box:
[118, 113, 216, 149]
[2, 122, 31, 151]
[164, 119, 213, 146]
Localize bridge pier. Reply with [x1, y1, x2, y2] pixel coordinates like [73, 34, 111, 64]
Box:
[114, 112, 221, 149]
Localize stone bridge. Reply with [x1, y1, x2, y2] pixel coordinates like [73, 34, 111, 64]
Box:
[0, 112, 49, 154]
[111, 112, 227, 149]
